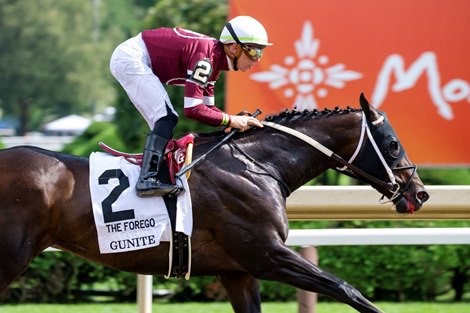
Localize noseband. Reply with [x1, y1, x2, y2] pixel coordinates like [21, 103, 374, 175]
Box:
[262, 112, 416, 203]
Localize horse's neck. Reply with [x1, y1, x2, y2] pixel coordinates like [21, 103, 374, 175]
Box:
[247, 112, 362, 193]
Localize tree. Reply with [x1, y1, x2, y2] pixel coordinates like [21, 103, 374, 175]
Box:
[0, 0, 130, 134]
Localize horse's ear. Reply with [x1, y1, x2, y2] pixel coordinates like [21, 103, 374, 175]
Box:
[359, 92, 381, 123]
[359, 92, 372, 119]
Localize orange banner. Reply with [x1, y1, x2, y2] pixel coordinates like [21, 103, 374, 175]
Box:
[226, 0, 470, 166]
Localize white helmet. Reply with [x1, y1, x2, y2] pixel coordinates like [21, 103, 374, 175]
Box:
[220, 16, 273, 47]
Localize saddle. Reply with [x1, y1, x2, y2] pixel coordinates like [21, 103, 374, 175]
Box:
[99, 133, 195, 183]
[99, 133, 195, 279]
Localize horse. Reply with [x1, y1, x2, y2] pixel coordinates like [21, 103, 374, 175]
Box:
[0, 94, 428, 313]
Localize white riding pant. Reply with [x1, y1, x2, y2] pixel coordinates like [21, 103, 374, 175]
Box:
[109, 33, 178, 130]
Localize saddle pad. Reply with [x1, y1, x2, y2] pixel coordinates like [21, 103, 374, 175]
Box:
[89, 152, 192, 254]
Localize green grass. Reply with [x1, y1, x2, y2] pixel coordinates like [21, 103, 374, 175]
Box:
[0, 302, 469, 313]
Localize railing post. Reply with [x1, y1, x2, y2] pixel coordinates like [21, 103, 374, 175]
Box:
[137, 274, 153, 313]
[297, 246, 318, 313]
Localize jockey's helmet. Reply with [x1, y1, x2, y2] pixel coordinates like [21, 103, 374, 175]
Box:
[220, 16, 272, 48]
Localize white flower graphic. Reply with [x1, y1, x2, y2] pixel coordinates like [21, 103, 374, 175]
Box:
[251, 21, 363, 110]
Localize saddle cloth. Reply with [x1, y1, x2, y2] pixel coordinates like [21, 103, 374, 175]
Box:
[89, 152, 192, 254]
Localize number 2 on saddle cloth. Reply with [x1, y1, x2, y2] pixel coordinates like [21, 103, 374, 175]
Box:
[99, 135, 194, 279]
[99, 133, 195, 184]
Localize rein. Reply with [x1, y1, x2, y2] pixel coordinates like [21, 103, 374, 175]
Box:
[261, 112, 404, 202]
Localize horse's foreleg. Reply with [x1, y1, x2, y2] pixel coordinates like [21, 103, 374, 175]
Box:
[218, 271, 261, 313]
[253, 243, 383, 313]
[0, 208, 50, 294]
[0, 237, 38, 294]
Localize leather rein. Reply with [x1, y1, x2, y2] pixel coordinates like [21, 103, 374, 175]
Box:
[260, 112, 416, 203]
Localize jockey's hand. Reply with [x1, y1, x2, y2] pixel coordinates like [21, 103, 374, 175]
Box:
[228, 114, 264, 132]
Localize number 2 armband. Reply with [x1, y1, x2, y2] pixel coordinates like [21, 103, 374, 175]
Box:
[189, 59, 213, 87]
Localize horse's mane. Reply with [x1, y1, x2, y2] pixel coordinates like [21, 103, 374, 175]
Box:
[264, 106, 360, 123]
[193, 106, 361, 141]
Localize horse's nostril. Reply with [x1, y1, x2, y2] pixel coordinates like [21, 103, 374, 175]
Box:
[416, 190, 429, 203]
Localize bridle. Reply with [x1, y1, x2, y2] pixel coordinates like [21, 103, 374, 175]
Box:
[261, 111, 417, 204]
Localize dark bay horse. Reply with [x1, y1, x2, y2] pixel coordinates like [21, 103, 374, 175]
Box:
[0, 94, 428, 312]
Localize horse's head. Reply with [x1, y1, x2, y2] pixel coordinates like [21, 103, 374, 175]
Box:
[349, 93, 429, 213]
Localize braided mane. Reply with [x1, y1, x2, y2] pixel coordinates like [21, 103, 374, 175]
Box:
[196, 106, 361, 140]
[264, 106, 360, 123]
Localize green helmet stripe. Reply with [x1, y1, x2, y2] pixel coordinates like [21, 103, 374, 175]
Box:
[220, 35, 267, 44]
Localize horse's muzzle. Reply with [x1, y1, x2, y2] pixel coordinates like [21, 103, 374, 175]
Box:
[395, 189, 429, 214]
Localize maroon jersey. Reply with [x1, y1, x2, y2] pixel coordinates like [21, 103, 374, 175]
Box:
[142, 28, 230, 126]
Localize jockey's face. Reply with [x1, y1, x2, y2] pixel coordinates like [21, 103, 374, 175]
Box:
[227, 43, 261, 72]
[236, 49, 260, 72]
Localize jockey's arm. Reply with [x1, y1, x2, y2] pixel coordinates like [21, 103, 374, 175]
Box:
[184, 104, 263, 132]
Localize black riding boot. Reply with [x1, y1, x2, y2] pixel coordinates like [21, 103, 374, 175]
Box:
[135, 133, 178, 197]
[136, 111, 185, 197]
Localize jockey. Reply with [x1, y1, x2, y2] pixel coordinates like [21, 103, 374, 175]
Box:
[110, 16, 271, 197]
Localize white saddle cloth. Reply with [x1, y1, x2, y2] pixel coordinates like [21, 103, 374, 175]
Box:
[89, 152, 192, 254]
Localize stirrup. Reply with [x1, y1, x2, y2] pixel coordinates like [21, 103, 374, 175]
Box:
[137, 186, 185, 198]
[166, 185, 185, 198]
[136, 179, 185, 198]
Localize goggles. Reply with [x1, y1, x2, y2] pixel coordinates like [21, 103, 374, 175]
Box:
[241, 45, 264, 61]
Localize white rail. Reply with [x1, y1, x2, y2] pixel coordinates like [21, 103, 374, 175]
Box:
[286, 227, 470, 246]
[286, 185, 470, 219]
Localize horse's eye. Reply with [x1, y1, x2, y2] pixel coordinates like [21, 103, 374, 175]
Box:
[388, 141, 400, 158]
[382, 136, 400, 159]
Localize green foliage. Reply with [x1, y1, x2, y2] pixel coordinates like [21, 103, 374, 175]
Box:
[61, 122, 125, 157]
[0, 0, 145, 134]
[0, 1, 92, 132]
[319, 245, 450, 301]
[260, 281, 296, 301]
[307, 169, 355, 186]
[2, 302, 470, 313]
[112, 82, 148, 152]
[418, 168, 470, 185]
[2, 253, 74, 303]
[168, 276, 227, 302]
[144, 0, 228, 38]
[0, 252, 137, 303]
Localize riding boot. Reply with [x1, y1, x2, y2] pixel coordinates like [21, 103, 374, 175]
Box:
[136, 134, 184, 198]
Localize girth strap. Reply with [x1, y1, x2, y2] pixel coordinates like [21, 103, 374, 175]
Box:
[162, 195, 191, 280]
